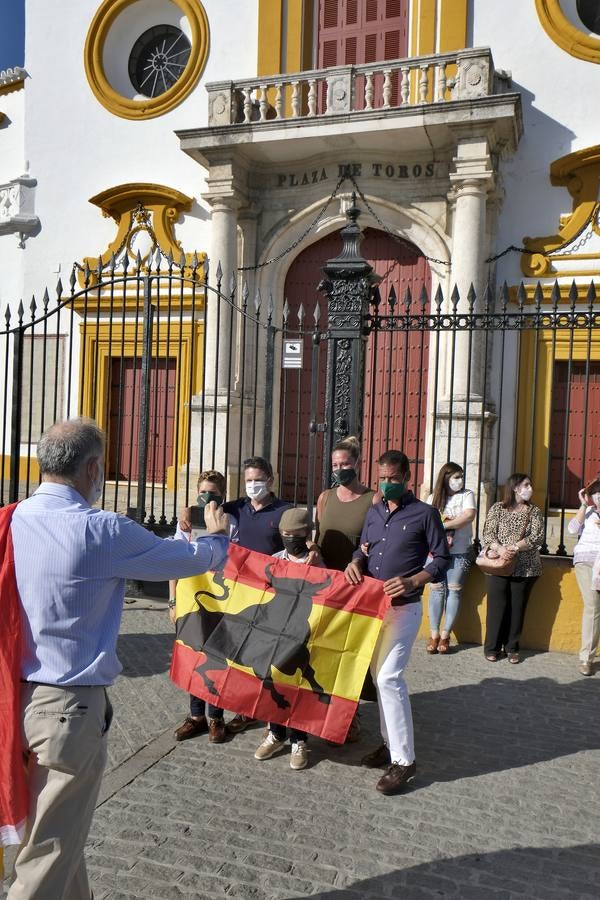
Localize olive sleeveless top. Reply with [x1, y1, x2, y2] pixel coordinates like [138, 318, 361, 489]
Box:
[317, 488, 375, 571]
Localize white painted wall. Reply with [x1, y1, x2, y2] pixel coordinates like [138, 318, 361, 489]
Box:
[471, 0, 600, 287]
[18, 0, 258, 300]
[0, 85, 26, 304]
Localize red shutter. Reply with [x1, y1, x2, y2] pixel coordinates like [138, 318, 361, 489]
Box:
[317, 1, 408, 110]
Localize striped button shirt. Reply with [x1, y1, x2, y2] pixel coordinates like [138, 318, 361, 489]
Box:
[11, 483, 229, 686]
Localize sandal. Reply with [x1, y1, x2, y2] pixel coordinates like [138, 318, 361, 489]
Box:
[485, 653, 498, 662]
[426, 637, 440, 654]
[507, 652, 520, 664]
[438, 637, 451, 654]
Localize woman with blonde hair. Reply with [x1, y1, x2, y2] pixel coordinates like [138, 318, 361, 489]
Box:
[315, 435, 375, 740]
[426, 462, 477, 653]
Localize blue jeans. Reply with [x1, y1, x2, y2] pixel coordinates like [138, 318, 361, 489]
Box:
[428, 553, 471, 634]
[190, 695, 223, 719]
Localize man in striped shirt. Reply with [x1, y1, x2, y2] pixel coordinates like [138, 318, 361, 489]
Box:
[6, 418, 229, 900]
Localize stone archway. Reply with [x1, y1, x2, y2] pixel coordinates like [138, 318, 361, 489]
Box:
[277, 226, 432, 501]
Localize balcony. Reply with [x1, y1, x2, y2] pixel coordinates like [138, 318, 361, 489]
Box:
[179, 47, 521, 167]
[0, 173, 39, 247]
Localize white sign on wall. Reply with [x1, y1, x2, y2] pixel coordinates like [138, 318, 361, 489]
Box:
[282, 340, 303, 369]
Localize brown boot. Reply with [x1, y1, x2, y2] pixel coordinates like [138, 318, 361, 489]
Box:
[360, 744, 391, 768]
[226, 713, 254, 735]
[208, 717, 227, 743]
[174, 716, 208, 742]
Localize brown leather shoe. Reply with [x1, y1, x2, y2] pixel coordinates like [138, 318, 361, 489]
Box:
[426, 636, 440, 654]
[376, 761, 417, 795]
[208, 717, 227, 743]
[174, 716, 208, 742]
[226, 714, 254, 735]
[361, 744, 391, 768]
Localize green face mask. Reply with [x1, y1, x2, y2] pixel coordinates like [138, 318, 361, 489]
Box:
[379, 480, 407, 501]
[197, 491, 223, 507]
[331, 467, 357, 487]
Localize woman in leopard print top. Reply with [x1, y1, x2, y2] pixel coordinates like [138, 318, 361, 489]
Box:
[481, 473, 544, 663]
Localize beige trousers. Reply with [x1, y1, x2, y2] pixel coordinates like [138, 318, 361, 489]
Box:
[574, 562, 600, 664]
[7, 683, 111, 900]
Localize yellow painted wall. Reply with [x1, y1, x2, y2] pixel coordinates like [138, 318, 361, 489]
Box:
[1, 456, 40, 482]
[418, 558, 583, 653]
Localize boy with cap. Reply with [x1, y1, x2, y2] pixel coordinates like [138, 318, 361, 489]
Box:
[254, 507, 324, 770]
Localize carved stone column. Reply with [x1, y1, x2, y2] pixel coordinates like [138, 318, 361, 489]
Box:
[318, 197, 379, 470]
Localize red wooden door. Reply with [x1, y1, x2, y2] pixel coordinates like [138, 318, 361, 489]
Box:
[548, 361, 600, 507]
[317, 0, 409, 109]
[108, 356, 177, 482]
[279, 228, 430, 500]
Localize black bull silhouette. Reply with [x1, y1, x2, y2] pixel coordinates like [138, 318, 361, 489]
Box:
[177, 564, 333, 709]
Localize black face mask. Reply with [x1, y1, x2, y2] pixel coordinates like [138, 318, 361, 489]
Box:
[332, 468, 357, 487]
[282, 535, 308, 557]
[197, 491, 223, 508]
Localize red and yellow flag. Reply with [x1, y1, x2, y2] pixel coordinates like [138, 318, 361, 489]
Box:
[170, 544, 389, 744]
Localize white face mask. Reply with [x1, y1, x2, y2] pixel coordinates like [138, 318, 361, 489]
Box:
[246, 480, 269, 501]
[592, 492, 600, 506]
[517, 485, 533, 502]
[448, 476, 463, 492]
[90, 463, 104, 505]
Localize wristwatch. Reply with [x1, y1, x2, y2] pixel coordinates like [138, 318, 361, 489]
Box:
[168, 598, 176, 609]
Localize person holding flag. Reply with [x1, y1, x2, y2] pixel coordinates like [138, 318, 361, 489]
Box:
[345, 450, 450, 795]
[1, 418, 230, 900]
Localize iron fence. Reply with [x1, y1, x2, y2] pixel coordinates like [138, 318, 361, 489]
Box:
[1, 254, 599, 557]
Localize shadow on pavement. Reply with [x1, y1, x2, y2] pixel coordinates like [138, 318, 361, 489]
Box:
[301, 843, 600, 900]
[116, 631, 173, 677]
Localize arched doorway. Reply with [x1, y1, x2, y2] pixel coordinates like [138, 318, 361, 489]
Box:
[278, 227, 431, 500]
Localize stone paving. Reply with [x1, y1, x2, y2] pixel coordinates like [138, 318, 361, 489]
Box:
[4, 608, 600, 900]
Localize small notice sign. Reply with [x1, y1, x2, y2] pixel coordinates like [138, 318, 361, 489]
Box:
[283, 340, 303, 369]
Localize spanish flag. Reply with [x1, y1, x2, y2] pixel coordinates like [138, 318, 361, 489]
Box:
[170, 544, 389, 744]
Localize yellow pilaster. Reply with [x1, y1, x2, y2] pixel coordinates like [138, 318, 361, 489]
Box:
[438, 0, 468, 51]
[257, 0, 283, 76]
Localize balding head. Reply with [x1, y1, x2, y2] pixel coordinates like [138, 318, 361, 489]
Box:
[37, 418, 105, 503]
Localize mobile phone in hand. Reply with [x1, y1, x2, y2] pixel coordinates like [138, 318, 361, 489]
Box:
[190, 505, 206, 531]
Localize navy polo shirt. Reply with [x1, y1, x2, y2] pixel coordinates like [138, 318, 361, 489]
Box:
[223, 496, 292, 554]
[353, 492, 450, 587]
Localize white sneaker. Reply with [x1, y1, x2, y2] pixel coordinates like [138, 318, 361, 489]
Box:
[254, 731, 286, 760]
[290, 740, 309, 770]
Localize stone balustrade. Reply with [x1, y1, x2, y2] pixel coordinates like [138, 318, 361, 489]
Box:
[207, 48, 497, 127]
[0, 173, 39, 246]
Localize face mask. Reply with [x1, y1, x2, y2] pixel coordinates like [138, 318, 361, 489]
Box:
[517, 486, 533, 501]
[282, 535, 308, 557]
[332, 468, 357, 487]
[592, 493, 600, 506]
[198, 491, 223, 508]
[379, 480, 407, 501]
[448, 476, 463, 492]
[246, 480, 269, 501]
[92, 478, 103, 504]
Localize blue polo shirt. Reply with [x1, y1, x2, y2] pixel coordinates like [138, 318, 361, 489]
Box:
[223, 495, 292, 554]
[353, 492, 450, 589]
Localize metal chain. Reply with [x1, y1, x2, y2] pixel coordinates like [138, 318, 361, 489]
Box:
[237, 176, 347, 272]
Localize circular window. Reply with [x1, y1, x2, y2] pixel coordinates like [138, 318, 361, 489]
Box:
[84, 0, 209, 120]
[128, 24, 191, 98]
[577, 0, 600, 34]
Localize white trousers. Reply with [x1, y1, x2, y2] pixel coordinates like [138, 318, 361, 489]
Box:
[370, 601, 422, 765]
[574, 563, 600, 663]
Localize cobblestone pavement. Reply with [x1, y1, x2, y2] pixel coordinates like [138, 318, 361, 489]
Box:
[5, 609, 600, 899]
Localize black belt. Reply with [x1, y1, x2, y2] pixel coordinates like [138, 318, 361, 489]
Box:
[20, 680, 106, 688]
[390, 595, 422, 607]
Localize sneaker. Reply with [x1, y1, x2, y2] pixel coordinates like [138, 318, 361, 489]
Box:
[290, 741, 309, 770]
[226, 713, 254, 735]
[208, 717, 227, 743]
[376, 761, 417, 795]
[254, 731, 286, 760]
[174, 716, 208, 742]
[579, 661, 593, 676]
[361, 744, 391, 768]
